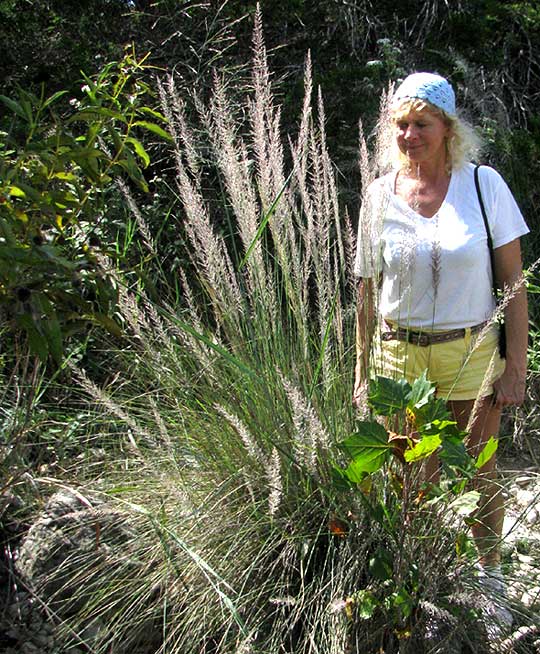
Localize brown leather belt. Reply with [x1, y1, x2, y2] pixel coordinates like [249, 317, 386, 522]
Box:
[381, 321, 488, 347]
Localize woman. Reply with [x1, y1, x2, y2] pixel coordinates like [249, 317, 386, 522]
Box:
[353, 73, 528, 610]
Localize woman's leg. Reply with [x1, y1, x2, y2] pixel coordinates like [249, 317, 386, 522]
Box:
[448, 396, 503, 567]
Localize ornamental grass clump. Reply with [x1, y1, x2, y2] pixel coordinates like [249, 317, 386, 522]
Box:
[31, 11, 536, 654]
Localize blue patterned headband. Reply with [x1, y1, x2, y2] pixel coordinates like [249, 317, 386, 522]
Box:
[392, 72, 456, 117]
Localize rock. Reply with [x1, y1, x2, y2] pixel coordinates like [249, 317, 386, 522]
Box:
[516, 553, 534, 565]
[16, 489, 134, 609]
[515, 489, 535, 506]
[526, 509, 539, 525]
[14, 489, 160, 654]
[522, 586, 540, 608]
[514, 475, 535, 488]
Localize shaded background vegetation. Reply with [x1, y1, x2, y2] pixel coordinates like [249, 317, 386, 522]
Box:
[3, 0, 539, 241]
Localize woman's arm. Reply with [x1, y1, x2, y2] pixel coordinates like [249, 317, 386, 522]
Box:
[353, 277, 375, 407]
[492, 238, 528, 407]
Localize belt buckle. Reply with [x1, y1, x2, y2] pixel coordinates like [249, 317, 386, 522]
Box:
[415, 333, 430, 347]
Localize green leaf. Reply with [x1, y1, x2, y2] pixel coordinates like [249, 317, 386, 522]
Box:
[43, 312, 63, 364]
[413, 396, 449, 426]
[126, 136, 150, 168]
[16, 314, 49, 362]
[455, 531, 476, 558]
[132, 120, 172, 141]
[369, 547, 393, 581]
[403, 434, 441, 463]
[138, 106, 169, 123]
[10, 182, 41, 203]
[448, 491, 480, 516]
[7, 185, 26, 198]
[355, 589, 378, 619]
[340, 422, 391, 478]
[87, 312, 123, 338]
[439, 436, 471, 470]
[239, 169, 293, 270]
[475, 436, 498, 469]
[368, 376, 411, 416]
[0, 95, 27, 120]
[407, 370, 436, 409]
[340, 421, 389, 457]
[42, 90, 68, 110]
[71, 107, 127, 123]
[330, 465, 356, 490]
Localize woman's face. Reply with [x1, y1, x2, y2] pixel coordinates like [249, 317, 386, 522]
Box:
[394, 107, 450, 166]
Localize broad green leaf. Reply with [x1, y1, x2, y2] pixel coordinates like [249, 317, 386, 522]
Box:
[343, 450, 390, 479]
[87, 313, 123, 338]
[0, 95, 27, 120]
[421, 419, 465, 439]
[475, 436, 498, 469]
[71, 107, 127, 123]
[52, 172, 77, 181]
[43, 312, 63, 364]
[340, 422, 391, 478]
[413, 396, 449, 426]
[455, 531, 476, 558]
[11, 182, 41, 203]
[392, 586, 414, 618]
[16, 314, 49, 362]
[403, 434, 441, 463]
[368, 376, 411, 416]
[330, 465, 356, 490]
[133, 120, 173, 141]
[355, 590, 378, 619]
[8, 185, 26, 198]
[407, 369, 435, 409]
[448, 491, 480, 516]
[439, 436, 470, 469]
[139, 106, 169, 123]
[369, 548, 393, 581]
[42, 90, 68, 110]
[126, 136, 150, 167]
[340, 421, 389, 457]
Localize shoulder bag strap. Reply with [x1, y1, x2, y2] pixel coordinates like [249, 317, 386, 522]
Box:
[474, 164, 499, 297]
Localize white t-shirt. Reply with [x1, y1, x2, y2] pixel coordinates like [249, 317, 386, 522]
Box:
[354, 163, 529, 330]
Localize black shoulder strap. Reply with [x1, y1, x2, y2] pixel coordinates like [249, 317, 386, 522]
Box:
[474, 164, 499, 295]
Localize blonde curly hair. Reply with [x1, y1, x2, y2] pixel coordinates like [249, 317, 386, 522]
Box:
[388, 98, 482, 172]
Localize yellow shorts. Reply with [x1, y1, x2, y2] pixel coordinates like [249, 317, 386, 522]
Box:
[372, 324, 506, 401]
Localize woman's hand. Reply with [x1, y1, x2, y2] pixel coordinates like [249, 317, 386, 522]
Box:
[492, 365, 526, 408]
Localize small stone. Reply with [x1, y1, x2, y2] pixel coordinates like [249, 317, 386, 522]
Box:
[526, 509, 539, 525]
[517, 553, 534, 565]
[515, 475, 535, 488]
[516, 489, 535, 506]
[521, 587, 540, 608]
